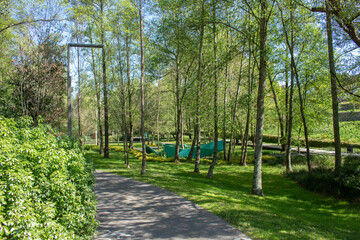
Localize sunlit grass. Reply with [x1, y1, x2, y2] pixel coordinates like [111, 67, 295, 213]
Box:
[87, 148, 360, 240]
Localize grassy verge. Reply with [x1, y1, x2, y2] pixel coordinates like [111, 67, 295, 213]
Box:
[86, 147, 360, 240]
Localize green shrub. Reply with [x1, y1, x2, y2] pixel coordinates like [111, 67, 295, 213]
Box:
[262, 134, 360, 149]
[288, 162, 360, 200]
[83, 144, 96, 151]
[340, 156, 360, 198]
[0, 117, 97, 239]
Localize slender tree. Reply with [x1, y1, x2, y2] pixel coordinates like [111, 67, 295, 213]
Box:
[140, 0, 146, 175]
[125, 34, 134, 149]
[100, 0, 109, 158]
[89, 24, 103, 154]
[208, 0, 218, 178]
[252, 0, 270, 197]
[194, 0, 206, 173]
[325, 1, 341, 175]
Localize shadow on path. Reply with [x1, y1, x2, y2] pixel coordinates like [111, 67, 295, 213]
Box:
[94, 171, 250, 240]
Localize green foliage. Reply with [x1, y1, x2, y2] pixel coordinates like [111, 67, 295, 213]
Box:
[0, 116, 97, 239]
[288, 157, 360, 200]
[262, 134, 360, 149]
[340, 156, 360, 198]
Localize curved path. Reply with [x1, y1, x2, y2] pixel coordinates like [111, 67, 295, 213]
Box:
[94, 171, 251, 240]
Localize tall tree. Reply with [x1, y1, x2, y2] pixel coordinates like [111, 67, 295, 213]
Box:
[208, 0, 218, 178]
[311, 0, 342, 174]
[194, 0, 206, 173]
[325, 1, 342, 174]
[252, 0, 270, 197]
[125, 34, 134, 149]
[100, 0, 109, 158]
[283, 1, 295, 173]
[88, 24, 103, 154]
[140, 0, 146, 175]
[277, 0, 312, 172]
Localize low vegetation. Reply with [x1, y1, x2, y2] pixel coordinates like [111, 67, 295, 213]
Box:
[87, 144, 360, 240]
[0, 117, 98, 239]
[288, 156, 360, 200]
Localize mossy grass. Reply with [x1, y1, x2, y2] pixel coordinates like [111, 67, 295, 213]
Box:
[86, 145, 360, 240]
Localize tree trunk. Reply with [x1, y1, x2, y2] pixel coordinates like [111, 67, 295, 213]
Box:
[268, 74, 284, 148]
[187, 127, 197, 162]
[228, 49, 244, 162]
[284, 6, 295, 173]
[252, 0, 267, 197]
[181, 110, 184, 149]
[89, 26, 103, 154]
[208, 0, 218, 178]
[156, 78, 161, 148]
[295, 67, 311, 172]
[139, 0, 146, 175]
[117, 34, 129, 168]
[240, 34, 254, 166]
[175, 62, 181, 163]
[101, 0, 109, 158]
[326, 3, 342, 175]
[240, 105, 250, 166]
[283, 51, 289, 152]
[194, 0, 205, 173]
[76, 28, 82, 139]
[95, 107, 98, 146]
[125, 35, 134, 149]
[223, 5, 230, 161]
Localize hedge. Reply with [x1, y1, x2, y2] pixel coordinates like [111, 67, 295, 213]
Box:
[261, 134, 360, 149]
[0, 117, 97, 239]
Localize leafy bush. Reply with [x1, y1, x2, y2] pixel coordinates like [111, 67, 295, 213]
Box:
[340, 156, 360, 198]
[288, 160, 360, 200]
[262, 134, 360, 149]
[0, 117, 97, 239]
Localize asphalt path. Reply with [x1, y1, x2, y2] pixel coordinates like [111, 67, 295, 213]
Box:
[94, 171, 251, 240]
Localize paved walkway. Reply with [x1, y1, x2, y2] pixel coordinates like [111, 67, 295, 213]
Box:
[94, 171, 251, 240]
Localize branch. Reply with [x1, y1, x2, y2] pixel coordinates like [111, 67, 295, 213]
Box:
[0, 18, 64, 34]
[203, 20, 258, 46]
[293, 0, 312, 11]
[311, 7, 326, 13]
[311, 4, 360, 47]
[332, 71, 360, 99]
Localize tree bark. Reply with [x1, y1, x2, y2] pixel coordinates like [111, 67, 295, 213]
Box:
[117, 34, 129, 168]
[208, 0, 218, 178]
[194, 0, 205, 173]
[296, 78, 311, 172]
[101, 0, 109, 158]
[268, 74, 284, 148]
[76, 26, 82, 139]
[283, 49, 289, 152]
[181, 110, 184, 149]
[156, 78, 161, 148]
[175, 62, 181, 163]
[223, 4, 230, 161]
[139, 0, 146, 175]
[228, 49, 244, 162]
[252, 0, 267, 197]
[278, 0, 311, 172]
[125, 35, 134, 149]
[187, 127, 197, 161]
[240, 42, 254, 166]
[284, 5, 295, 173]
[326, 2, 342, 175]
[89, 26, 103, 154]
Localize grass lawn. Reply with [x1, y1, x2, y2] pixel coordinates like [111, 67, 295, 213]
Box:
[86, 145, 360, 240]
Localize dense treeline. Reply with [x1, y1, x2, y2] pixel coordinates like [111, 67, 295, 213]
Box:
[0, 0, 359, 195]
